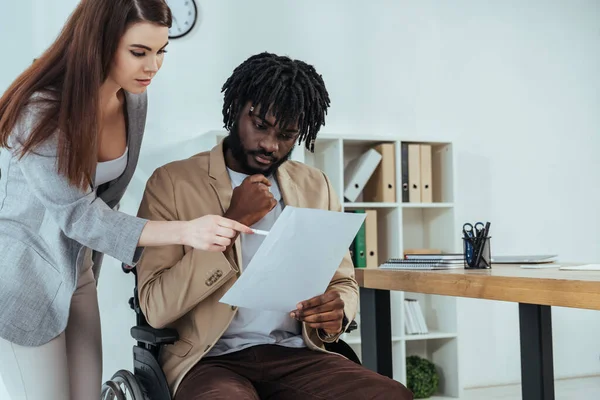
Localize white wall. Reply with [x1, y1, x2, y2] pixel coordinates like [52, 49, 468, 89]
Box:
[1, 0, 599, 395]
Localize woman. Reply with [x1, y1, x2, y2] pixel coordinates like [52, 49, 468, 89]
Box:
[0, 1, 251, 399]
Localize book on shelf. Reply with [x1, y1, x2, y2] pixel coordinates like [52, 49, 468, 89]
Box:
[404, 298, 428, 335]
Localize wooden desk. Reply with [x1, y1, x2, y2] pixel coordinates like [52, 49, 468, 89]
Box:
[355, 265, 600, 400]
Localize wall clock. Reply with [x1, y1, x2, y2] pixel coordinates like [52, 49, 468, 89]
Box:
[166, 0, 198, 39]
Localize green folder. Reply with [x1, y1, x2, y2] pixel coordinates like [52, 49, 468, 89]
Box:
[352, 210, 367, 268]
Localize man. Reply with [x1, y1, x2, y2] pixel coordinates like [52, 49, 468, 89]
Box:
[136, 52, 413, 399]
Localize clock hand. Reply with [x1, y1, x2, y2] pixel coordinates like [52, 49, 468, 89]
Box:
[172, 14, 181, 30]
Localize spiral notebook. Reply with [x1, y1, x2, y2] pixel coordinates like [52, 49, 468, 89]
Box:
[379, 258, 463, 270]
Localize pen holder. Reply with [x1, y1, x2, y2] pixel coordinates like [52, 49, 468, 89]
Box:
[463, 236, 492, 269]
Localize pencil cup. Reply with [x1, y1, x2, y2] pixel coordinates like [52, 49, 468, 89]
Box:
[463, 236, 492, 269]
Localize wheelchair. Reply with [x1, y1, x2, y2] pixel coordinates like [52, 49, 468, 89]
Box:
[101, 264, 361, 400]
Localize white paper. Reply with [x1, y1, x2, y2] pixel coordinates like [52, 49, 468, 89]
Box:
[219, 206, 366, 312]
[559, 264, 600, 271]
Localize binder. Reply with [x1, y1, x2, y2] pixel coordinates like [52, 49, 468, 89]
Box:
[343, 149, 382, 202]
[401, 143, 409, 202]
[407, 144, 421, 203]
[363, 143, 396, 203]
[352, 210, 366, 268]
[364, 209, 378, 268]
[420, 144, 432, 203]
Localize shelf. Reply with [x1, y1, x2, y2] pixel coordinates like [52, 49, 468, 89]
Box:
[342, 335, 404, 345]
[402, 331, 458, 341]
[344, 202, 399, 209]
[401, 202, 454, 209]
[341, 332, 457, 345]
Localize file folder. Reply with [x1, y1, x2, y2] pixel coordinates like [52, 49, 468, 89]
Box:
[401, 143, 409, 202]
[351, 210, 366, 268]
[407, 144, 421, 203]
[343, 149, 382, 202]
[363, 143, 396, 203]
[420, 144, 432, 203]
[365, 209, 378, 268]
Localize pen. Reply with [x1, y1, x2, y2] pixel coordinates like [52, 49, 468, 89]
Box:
[251, 229, 269, 236]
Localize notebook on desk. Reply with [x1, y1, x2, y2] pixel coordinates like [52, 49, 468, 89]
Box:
[379, 258, 463, 270]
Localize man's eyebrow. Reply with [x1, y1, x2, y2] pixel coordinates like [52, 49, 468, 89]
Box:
[130, 42, 169, 51]
[251, 114, 299, 133]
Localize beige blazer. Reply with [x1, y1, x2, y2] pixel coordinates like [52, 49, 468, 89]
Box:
[136, 140, 358, 395]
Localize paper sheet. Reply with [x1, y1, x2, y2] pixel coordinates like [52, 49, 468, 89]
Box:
[219, 206, 366, 312]
[559, 264, 600, 271]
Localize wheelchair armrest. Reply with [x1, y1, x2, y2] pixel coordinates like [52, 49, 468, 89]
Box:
[131, 325, 179, 345]
[345, 320, 358, 333]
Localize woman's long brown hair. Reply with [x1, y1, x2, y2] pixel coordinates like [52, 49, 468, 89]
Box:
[0, 0, 171, 189]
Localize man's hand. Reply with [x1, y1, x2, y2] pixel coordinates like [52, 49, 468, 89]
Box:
[290, 291, 345, 336]
[224, 174, 277, 227]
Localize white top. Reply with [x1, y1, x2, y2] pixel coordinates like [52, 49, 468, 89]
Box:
[205, 168, 305, 357]
[95, 147, 128, 187]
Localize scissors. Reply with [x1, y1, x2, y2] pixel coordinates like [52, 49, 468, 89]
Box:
[462, 222, 485, 238]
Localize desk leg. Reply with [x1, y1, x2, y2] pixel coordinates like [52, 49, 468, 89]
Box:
[359, 287, 393, 378]
[519, 303, 555, 400]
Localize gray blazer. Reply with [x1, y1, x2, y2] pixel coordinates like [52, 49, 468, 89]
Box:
[0, 91, 148, 346]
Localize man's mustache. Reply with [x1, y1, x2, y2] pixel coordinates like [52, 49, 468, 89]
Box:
[247, 150, 277, 162]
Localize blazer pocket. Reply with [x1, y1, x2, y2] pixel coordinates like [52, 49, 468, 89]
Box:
[0, 237, 62, 332]
[163, 337, 193, 357]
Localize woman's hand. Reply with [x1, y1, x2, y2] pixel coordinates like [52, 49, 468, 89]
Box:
[181, 215, 252, 252]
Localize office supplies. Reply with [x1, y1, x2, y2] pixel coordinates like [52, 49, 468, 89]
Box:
[379, 258, 462, 270]
[462, 222, 484, 239]
[404, 248, 443, 256]
[343, 149, 382, 202]
[220, 206, 366, 312]
[401, 143, 409, 202]
[462, 221, 491, 269]
[420, 144, 433, 203]
[559, 264, 600, 271]
[351, 210, 367, 268]
[408, 144, 421, 202]
[491, 255, 557, 264]
[405, 253, 463, 261]
[363, 143, 396, 203]
[364, 210, 379, 268]
[251, 229, 269, 236]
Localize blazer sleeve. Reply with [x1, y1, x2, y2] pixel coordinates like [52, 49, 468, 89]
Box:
[10, 103, 148, 266]
[136, 166, 238, 329]
[313, 172, 359, 343]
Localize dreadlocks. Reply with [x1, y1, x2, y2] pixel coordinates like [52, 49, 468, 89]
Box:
[221, 52, 331, 152]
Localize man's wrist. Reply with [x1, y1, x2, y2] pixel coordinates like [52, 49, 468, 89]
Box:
[224, 210, 247, 226]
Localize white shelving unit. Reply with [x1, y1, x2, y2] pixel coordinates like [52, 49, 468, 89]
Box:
[297, 133, 462, 399]
[132, 131, 462, 399]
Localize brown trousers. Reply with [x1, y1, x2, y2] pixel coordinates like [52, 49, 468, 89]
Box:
[175, 344, 413, 400]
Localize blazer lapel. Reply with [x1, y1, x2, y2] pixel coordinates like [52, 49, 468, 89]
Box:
[208, 141, 233, 214]
[276, 164, 303, 208]
[208, 141, 243, 269]
[98, 91, 145, 207]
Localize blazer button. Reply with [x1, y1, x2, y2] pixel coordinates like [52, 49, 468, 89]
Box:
[205, 345, 210, 352]
[231, 305, 237, 310]
[216, 270, 223, 278]
[205, 279, 212, 286]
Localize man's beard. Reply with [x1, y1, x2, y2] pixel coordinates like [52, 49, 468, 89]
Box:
[225, 123, 294, 176]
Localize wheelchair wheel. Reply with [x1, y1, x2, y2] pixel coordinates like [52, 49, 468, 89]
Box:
[101, 370, 146, 400]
